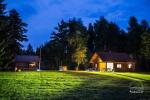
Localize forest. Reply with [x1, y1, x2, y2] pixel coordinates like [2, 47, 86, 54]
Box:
[0, 0, 150, 71]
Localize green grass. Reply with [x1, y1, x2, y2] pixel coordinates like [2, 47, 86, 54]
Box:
[0, 71, 150, 100]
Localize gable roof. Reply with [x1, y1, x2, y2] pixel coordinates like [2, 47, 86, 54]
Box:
[15, 55, 40, 62]
[96, 52, 135, 62]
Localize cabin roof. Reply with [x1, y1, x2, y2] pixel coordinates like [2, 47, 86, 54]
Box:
[96, 52, 135, 62]
[15, 55, 40, 62]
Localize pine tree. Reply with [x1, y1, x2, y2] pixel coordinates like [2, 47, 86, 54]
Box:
[0, 0, 7, 42]
[107, 22, 121, 51]
[94, 17, 109, 51]
[87, 23, 95, 53]
[51, 20, 69, 66]
[141, 30, 150, 70]
[8, 9, 28, 54]
[0, 1, 28, 70]
[0, 0, 10, 70]
[127, 17, 150, 70]
[127, 17, 142, 56]
[26, 44, 34, 55]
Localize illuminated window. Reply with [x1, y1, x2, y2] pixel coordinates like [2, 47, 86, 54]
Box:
[128, 64, 132, 68]
[107, 63, 113, 69]
[107, 63, 114, 71]
[29, 62, 36, 67]
[117, 64, 122, 68]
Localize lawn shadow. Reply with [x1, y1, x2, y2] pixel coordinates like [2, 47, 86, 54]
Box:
[114, 73, 150, 81]
[53, 71, 150, 100]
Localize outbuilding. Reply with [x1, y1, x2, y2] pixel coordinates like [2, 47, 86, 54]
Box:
[15, 55, 40, 71]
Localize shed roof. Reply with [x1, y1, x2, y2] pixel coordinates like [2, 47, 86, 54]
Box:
[15, 55, 40, 62]
[96, 52, 135, 62]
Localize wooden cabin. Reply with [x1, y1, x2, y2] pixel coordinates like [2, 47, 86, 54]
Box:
[89, 52, 136, 72]
[15, 55, 40, 71]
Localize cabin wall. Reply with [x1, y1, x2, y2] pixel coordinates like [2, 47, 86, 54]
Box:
[113, 62, 135, 72]
[90, 53, 107, 71]
[90, 61, 135, 72]
[91, 58, 107, 71]
[99, 62, 106, 72]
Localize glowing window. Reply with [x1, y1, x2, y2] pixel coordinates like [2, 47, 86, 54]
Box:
[117, 64, 122, 68]
[128, 64, 132, 68]
[107, 62, 114, 71]
[107, 63, 113, 69]
[29, 62, 36, 67]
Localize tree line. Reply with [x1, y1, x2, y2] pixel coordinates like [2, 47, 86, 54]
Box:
[37, 17, 150, 71]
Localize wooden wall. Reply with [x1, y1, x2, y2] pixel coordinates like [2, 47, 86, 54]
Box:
[113, 62, 135, 72]
[15, 62, 38, 71]
[99, 62, 106, 72]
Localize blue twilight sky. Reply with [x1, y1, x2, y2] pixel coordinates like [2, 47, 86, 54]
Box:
[5, 0, 150, 49]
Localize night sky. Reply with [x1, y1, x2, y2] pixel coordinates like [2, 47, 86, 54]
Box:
[5, 0, 150, 49]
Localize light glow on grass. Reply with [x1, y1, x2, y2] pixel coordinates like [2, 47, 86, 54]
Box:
[73, 71, 150, 81]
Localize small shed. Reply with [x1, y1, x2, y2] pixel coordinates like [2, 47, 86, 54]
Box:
[59, 66, 68, 71]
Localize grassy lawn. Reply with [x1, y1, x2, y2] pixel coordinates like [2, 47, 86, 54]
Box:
[0, 71, 150, 100]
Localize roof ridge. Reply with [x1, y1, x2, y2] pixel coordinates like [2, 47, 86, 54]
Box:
[98, 51, 128, 54]
[16, 55, 39, 57]
[95, 51, 135, 62]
